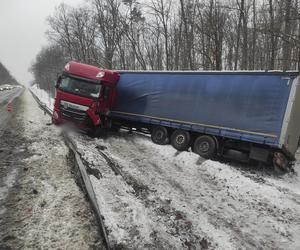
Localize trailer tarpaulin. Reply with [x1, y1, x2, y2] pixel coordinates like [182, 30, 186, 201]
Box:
[112, 72, 296, 143]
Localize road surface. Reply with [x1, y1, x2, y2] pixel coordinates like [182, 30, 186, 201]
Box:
[0, 87, 23, 135]
[0, 89, 103, 249]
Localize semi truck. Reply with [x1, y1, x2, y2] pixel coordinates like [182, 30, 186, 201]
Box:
[52, 61, 300, 170]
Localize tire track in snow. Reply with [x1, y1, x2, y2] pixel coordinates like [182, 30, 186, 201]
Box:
[94, 132, 300, 249]
[95, 146, 207, 249]
[74, 134, 193, 249]
[86, 133, 234, 249]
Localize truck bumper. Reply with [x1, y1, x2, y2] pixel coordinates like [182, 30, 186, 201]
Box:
[52, 110, 62, 125]
[52, 108, 100, 132]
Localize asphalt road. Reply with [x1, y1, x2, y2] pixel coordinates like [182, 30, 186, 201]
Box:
[0, 87, 23, 106]
[0, 87, 23, 134]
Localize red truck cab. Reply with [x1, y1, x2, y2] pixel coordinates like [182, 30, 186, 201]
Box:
[52, 61, 120, 131]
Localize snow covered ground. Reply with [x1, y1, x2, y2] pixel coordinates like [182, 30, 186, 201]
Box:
[30, 84, 54, 112]
[32, 87, 300, 249]
[70, 132, 300, 249]
[0, 90, 103, 249]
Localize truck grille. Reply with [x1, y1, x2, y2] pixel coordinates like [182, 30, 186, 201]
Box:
[60, 105, 87, 123]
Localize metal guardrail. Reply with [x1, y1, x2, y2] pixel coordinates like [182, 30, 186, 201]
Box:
[29, 89, 111, 250]
[29, 90, 52, 115]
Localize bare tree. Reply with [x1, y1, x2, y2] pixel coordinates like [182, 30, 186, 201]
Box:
[36, 0, 300, 81]
[92, 0, 124, 69]
[147, 0, 173, 69]
[282, 0, 292, 70]
[30, 45, 67, 96]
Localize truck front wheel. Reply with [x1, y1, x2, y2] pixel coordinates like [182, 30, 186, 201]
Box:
[170, 130, 191, 151]
[151, 126, 169, 145]
[193, 135, 217, 159]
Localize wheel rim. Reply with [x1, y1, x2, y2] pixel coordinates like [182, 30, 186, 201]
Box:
[176, 135, 185, 145]
[155, 130, 164, 140]
[199, 141, 209, 153]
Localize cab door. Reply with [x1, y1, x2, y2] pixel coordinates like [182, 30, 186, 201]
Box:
[98, 85, 110, 114]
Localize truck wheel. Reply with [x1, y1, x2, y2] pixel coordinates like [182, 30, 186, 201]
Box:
[88, 127, 104, 138]
[170, 130, 191, 151]
[193, 135, 217, 159]
[273, 152, 289, 174]
[151, 126, 169, 145]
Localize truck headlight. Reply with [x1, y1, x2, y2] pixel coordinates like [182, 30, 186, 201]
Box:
[96, 71, 105, 78]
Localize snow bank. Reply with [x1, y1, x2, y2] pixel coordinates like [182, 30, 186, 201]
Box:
[68, 131, 300, 249]
[29, 85, 54, 112]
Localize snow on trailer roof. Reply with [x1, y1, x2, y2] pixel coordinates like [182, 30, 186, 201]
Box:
[117, 70, 299, 76]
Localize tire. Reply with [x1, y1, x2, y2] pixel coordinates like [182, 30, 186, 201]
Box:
[170, 130, 191, 151]
[151, 126, 169, 145]
[88, 127, 104, 138]
[273, 152, 289, 174]
[193, 135, 217, 159]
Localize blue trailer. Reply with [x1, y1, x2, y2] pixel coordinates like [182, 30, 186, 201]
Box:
[109, 71, 300, 170]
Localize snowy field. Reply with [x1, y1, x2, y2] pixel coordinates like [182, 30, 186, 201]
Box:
[32, 86, 300, 249]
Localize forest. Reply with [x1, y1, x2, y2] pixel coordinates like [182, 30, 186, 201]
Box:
[30, 0, 300, 95]
[0, 62, 18, 85]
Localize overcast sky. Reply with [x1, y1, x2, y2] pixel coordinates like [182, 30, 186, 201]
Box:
[0, 0, 83, 85]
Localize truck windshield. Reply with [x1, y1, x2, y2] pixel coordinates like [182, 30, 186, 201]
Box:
[59, 77, 101, 98]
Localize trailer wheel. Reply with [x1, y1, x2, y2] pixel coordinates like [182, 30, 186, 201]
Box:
[193, 135, 217, 159]
[151, 126, 169, 145]
[170, 130, 191, 151]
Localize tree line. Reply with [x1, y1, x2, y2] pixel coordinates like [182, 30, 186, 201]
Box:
[0, 61, 18, 86]
[31, 0, 300, 94]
